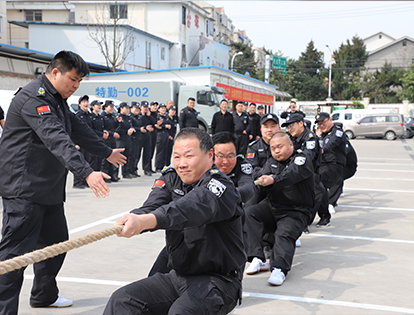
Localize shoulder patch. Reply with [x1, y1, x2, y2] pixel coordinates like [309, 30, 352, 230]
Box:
[161, 166, 175, 174]
[207, 178, 226, 198]
[246, 152, 255, 158]
[308, 133, 314, 138]
[36, 87, 46, 97]
[271, 164, 278, 168]
[209, 169, 221, 175]
[306, 140, 316, 150]
[180, 110, 184, 113]
[153, 179, 166, 188]
[241, 163, 253, 175]
[336, 130, 344, 137]
[294, 156, 306, 166]
[296, 149, 303, 154]
[248, 139, 259, 146]
[36, 105, 51, 115]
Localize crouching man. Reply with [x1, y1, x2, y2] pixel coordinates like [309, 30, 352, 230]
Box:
[103, 128, 246, 315]
[244, 132, 314, 286]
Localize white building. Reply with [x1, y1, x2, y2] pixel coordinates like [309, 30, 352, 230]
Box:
[363, 32, 395, 53]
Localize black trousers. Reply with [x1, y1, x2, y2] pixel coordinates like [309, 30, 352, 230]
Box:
[234, 133, 249, 157]
[150, 130, 157, 160]
[116, 136, 131, 177]
[102, 138, 117, 179]
[155, 131, 169, 170]
[148, 246, 170, 277]
[244, 198, 309, 275]
[0, 199, 68, 314]
[319, 163, 344, 190]
[140, 133, 152, 172]
[166, 137, 174, 167]
[314, 181, 330, 222]
[103, 269, 241, 315]
[128, 136, 140, 174]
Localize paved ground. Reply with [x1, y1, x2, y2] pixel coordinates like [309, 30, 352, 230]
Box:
[2, 137, 414, 314]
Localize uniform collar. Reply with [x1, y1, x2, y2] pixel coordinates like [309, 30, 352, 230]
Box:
[41, 73, 59, 97]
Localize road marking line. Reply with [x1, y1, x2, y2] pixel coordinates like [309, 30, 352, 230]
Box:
[359, 157, 412, 161]
[352, 177, 414, 181]
[339, 205, 414, 212]
[22, 275, 414, 314]
[304, 233, 414, 244]
[344, 187, 414, 193]
[242, 292, 414, 314]
[69, 211, 130, 235]
[357, 169, 414, 173]
[358, 162, 414, 166]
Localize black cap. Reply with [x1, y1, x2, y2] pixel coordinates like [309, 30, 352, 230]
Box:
[78, 95, 89, 104]
[260, 113, 279, 125]
[281, 113, 304, 127]
[315, 112, 330, 123]
[119, 102, 130, 108]
[258, 105, 264, 110]
[131, 101, 140, 108]
[158, 103, 166, 109]
[169, 105, 177, 111]
[150, 101, 159, 106]
[103, 100, 115, 108]
[141, 101, 149, 107]
[90, 100, 103, 106]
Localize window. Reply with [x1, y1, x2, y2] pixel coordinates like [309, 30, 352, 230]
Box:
[25, 10, 42, 22]
[197, 91, 213, 105]
[331, 113, 339, 121]
[68, 11, 75, 23]
[206, 20, 214, 36]
[386, 115, 399, 122]
[146, 41, 151, 69]
[161, 47, 165, 61]
[219, 14, 223, 24]
[360, 117, 373, 123]
[345, 113, 352, 120]
[379, 34, 382, 39]
[110, 4, 127, 19]
[403, 40, 407, 47]
[373, 116, 386, 123]
[182, 6, 186, 25]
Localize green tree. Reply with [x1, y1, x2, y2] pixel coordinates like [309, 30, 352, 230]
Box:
[229, 42, 257, 77]
[401, 66, 414, 102]
[297, 40, 324, 77]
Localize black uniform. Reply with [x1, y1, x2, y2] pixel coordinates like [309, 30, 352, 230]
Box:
[101, 111, 119, 180]
[179, 106, 198, 129]
[115, 114, 132, 177]
[104, 166, 246, 315]
[246, 137, 271, 179]
[211, 110, 234, 134]
[138, 113, 154, 174]
[73, 108, 93, 187]
[90, 111, 106, 171]
[281, 110, 311, 129]
[165, 113, 178, 167]
[245, 151, 314, 275]
[155, 112, 170, 170]
[248, 112, 261, 140]
[149, 110, 158, 163]
[233, 111, 251, 156]
[0, 74, 112, 313]
[128, 113, 141, 176]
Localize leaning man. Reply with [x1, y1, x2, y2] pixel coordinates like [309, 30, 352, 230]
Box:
[0, 51, 126, 314]
[104, 128, 246, 315]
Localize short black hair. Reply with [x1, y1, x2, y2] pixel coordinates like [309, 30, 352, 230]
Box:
[46, 51, 89, 77]
[220, 99, 228, 104]
[212, 132, 236, 149]
[236, 101, 244, 106]
[188, 97, 195, 102]
[250, 103, 256, 107]
[175, 127, 213, 154]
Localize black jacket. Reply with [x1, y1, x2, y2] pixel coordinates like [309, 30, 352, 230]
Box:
[246, 137, 271, 179]
[165, 114, 178, 138]
[226, 157, 255, 204]
[132, 166, 246, 277]
[179, 106, 198, 129]
[319, 125, 347, 166]
[233, 111, 251, 135]
[102, 111, 119, 138]
[91, 112, 105, 138]
[247, 112, 261, 139]
[290, 127, 321, 173]
[261, 151, 315, 209]
[115, 114, 132, 138]
[0, 74, 112, 205]
[211, 111, 234, 134]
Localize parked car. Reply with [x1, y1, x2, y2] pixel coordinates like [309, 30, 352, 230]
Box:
[344, 114, 405, 140]
[404, 116, 414, 139]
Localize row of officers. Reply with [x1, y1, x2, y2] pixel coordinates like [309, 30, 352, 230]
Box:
[72, 95, 179, 188]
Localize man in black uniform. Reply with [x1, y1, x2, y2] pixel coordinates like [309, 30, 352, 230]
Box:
[138, 101, 155, 176]
[314, 112, 347, 226]
[73, 94, 92, 188]
[211, 99, 234, 134]
[103, 128, 246, 315]
[246, 113, 281, 179]
[179, 97, 198, 129]
[128, 101, 141, 177]
[149, 101, 160, 172]
[233, 101, 251, 156]
[244, 132, 314, 286]
[247, 103, 261, 140]
[101, 100, 121, 182]
[155, 103, 171, 172]
[90, 100, 109, 171]
[165, 105, 178, 167]
[281, 101, 311, 129]
[0, 51, 126, 314]
[116, 102, 135, 179]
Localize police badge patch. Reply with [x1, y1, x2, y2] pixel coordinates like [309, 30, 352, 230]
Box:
[241, 163, 253, 175]
[306, 141, 316, 150]
[207, 178, 226, 198]
[336, 130, 344, 137]
[294, 156, 306, 165]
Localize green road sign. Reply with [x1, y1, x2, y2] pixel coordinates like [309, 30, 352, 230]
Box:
[272, 56, 287, 75]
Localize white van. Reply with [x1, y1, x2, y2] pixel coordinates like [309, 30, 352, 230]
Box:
[331, 109, 390, 127]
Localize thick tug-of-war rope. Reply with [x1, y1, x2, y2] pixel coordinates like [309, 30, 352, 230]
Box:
[254, 178, 264, 185]
[0, 225, 124, 276]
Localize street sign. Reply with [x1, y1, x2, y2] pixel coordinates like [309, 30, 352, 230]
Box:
[272, 56, 287, 75]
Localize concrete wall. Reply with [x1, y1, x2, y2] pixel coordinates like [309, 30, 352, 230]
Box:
[365, 40, 414, 71]
[364, 33, 394, 52]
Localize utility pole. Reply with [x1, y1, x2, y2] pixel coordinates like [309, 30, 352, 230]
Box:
[265, 55, 270, 84]
[326, 45, 332, 101]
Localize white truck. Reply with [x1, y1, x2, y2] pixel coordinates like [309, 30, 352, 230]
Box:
[75, 80, 227, 132]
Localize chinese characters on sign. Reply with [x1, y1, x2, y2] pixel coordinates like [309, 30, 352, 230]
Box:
[272, 56, 287, 75]
[95, 86, 149, 99]
[216, 83, 274, 106]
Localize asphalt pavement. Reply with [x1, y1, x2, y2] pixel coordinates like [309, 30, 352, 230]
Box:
[2, 137, 414, 315]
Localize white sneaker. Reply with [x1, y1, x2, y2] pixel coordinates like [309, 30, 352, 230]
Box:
[340, 192, 345, 197]
[245, 257, 269, 275]
[268, 268, 286, 286]
[295, 239, 301, 247]
[328, 204, 336, 214]
[49, 296, 73, 308]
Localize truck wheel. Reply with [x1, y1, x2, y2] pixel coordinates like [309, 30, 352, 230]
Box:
[198, 123, 207, 132]
[384, 131, 396, 141]
[345, 130, 355, 139]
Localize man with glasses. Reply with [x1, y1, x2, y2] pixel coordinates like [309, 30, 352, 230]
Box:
[314, 112, 347, 226]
